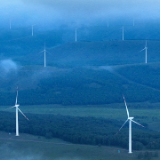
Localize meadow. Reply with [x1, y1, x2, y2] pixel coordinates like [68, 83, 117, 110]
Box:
[1, 102, 160, 122]
[0, 131, 158, 160]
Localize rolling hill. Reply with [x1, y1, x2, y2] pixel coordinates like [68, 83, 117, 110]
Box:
[1, 62, 160, 106]
[1, 31, 160, 106]
[14, 40, 160, 67]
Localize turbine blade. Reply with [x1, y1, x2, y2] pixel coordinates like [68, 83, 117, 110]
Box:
[18, 108, 29, 121]
[15, 87, 18, 105]
[116, 119, 128, 134]
[139, 48, 145, 52]
[122, 95, 129, 118]
[4, 106, 15, 110]
[131, 120, 144, 127]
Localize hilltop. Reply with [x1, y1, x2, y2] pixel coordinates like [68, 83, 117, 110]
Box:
[12, 40, 160, 66]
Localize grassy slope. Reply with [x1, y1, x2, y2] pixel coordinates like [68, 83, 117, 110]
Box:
[2, 63, 160, 105]
[23, 40, 160, 66]
[1, 40, 160, 105]
[0, 103, 158, 120]
[0, 131, 153, 160]
[1, 103, 160, 131]
[0, 107, 159, 160]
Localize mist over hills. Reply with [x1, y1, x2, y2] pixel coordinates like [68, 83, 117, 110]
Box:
[1, 61, 160, 106]
[1, 22, 160, 106]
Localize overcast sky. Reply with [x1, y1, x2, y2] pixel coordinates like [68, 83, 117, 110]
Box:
[0, 0, 160, 28]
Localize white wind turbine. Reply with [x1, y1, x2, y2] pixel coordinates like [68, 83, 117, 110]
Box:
[31, 24, 36, 36]
[11, 89, 29, 136]
[140, 41, 148, 64]
[117, 95, 144, 153]
[43, 43, 46, 67]
[38, 43, 52, 67]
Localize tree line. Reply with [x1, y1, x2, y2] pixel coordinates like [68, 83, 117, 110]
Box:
[0, 111, 160, 150]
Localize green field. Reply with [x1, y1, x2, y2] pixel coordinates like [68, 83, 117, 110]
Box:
[1, 102, 160, 121]
[0, 131, 158, 160]
[1, 103, 160, 159]
[2, 103, 160, 132]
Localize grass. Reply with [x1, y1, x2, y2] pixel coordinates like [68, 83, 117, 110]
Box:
[1, 103, 160, 121]
[0, 103, 160, 121]
[1, 102, 160, 131]
[0, 131, 148, 160]
[1, 104, 160, 159]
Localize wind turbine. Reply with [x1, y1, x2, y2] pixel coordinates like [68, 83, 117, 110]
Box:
[43, 43, 46, 67]
[117, 95, 144, 153]
[31, 24, 36, 36]
[140, 41, 148, 64]
[39, 43, 52, 67]
[11, 88, 29, 136]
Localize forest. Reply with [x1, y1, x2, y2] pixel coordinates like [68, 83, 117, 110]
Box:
[1, 110, 160, 151]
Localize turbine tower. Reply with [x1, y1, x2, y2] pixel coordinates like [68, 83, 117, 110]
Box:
[44, 44, 46, 67]
[31, 24, 36, 36]
[140, 41, 148, 64]
[11, 88, 29, 136]
[117, 95, 144, 153]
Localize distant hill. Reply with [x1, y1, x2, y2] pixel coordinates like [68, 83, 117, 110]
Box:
[18, 40, 160, 67]
[1, 30, 160, 106]
[1, 62, 160, 106]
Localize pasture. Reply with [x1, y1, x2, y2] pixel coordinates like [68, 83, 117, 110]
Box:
[0, 82, 160, 157]
[1, 102, 160, 120]
[0, 132, 155, 160]
[1, 103, 160, 160]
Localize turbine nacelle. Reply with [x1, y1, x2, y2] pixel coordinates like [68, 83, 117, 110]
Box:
[139, 40, 148, 64]
[128, 117, 134, 120]
[15, 104, 19, 108]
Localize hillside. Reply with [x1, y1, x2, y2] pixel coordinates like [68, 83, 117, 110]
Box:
[1, 34, 160, 105]
[17, 40, 160, 66]
[1, 27, 160, 66]
[1, 62, 160, 105]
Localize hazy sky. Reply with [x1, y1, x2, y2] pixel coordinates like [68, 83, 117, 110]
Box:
[0, 0, 160, 28]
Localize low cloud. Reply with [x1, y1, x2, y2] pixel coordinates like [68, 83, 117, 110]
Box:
[0, 59, 18, 73]
[0, 0, 160, 28]
[26, 0, 160, 24]
[0, 142, 43, 160]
